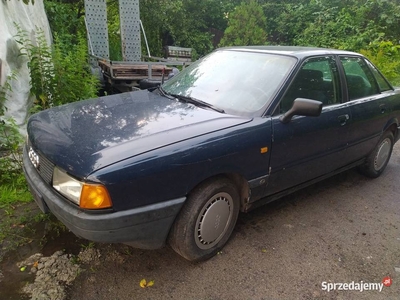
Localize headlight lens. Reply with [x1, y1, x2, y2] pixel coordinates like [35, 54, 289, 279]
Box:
[52, 167, 112, 209]
[53, 167, 83, 205]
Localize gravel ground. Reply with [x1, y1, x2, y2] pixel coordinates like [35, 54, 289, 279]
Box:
[16, 248, 104, 300]
[19, 251, 80, 300]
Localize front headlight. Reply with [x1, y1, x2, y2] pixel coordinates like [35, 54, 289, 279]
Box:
[52, 167, 112, 209]
[53, 167, 83, 205]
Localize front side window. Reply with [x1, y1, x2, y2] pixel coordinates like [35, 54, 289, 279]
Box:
[162, 50, 297, 116]
[340, 56, 380, 100]
[280, 56, 341, 113]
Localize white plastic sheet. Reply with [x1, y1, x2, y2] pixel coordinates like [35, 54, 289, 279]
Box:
[0, 0, 51, 132]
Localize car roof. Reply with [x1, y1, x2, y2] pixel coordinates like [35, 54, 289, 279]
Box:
[219, 46, 361, 59]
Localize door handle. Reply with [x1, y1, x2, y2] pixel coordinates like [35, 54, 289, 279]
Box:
[337, 114, 349, 126]
[379, 103, 386, 114]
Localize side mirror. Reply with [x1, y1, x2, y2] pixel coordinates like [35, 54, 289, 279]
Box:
[280, 98, 322, 123]
[168, 68, 180, 80]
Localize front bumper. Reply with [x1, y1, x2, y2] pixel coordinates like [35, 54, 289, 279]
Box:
[23, 146, 185, 249]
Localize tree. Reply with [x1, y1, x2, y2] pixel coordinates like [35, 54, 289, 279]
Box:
[219, 0, 267, 47]
[267, 0, 400, 50]
[140, 0, 231, 58]
[261, 0, 311, 45]
[44, 0, 86, 46]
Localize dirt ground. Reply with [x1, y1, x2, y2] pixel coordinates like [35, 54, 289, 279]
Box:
[65, 145, 400, 300]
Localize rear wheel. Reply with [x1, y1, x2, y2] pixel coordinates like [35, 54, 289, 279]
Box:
[358, 131, 394, 178]
[168, 177, 240, 261]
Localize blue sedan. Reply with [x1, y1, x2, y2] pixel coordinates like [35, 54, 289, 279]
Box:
[23, 46, 400, 261]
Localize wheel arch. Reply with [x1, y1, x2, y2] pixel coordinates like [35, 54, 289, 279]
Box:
[168, 172, 245, 261]
[187, 172, 250, 212]
[383, 118, 398, 139]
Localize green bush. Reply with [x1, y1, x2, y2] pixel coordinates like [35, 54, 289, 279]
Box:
[0, 24, 99, 209]
[360, 41, 400, 86]
[16, 26, 99, 110]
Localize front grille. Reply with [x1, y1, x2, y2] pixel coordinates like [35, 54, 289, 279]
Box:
[38, 153, 54, 185]
[27, 142, 55, 185]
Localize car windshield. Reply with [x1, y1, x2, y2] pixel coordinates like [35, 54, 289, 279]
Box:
[162, 50, 296, 116]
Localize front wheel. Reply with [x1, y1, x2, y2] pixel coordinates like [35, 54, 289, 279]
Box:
[358, 131, 394, 178]
[168, 177, 240, 261]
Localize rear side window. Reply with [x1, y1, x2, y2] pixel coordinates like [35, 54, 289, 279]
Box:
[365, 60, 392, 92]
[340, 56, 380, 100]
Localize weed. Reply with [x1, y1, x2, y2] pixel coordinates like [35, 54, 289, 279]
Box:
[70, 254, 80, 265]
[15, 24, 99, 110]
[34, 212, 50, 223]
[81, 242, 96, 250]
[0, 72, 31, 210]
[45, 217, 67, 237]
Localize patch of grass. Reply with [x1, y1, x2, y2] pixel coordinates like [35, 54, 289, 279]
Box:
[0, 151, 37, 255]
[0, 161, 45, 262]
[0, 174, 32, 209]
[0, 159, 39, 255]
[0, 203, 42, 254]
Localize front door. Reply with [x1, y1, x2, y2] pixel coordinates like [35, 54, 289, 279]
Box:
[266, 55, 352, 195]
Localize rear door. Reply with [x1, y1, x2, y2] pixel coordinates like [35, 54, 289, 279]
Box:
[339, 56, 394, 163]
[266, 55, 352, 195]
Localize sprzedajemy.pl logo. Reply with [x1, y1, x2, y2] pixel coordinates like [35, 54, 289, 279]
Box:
[322, 277, 392, 293]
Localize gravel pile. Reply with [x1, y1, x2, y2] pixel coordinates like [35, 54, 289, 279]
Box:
[18, 250, 82, 300]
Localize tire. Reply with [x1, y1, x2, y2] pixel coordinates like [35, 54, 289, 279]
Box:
[358, 131, 394, 178]
[168, 177, 240, 262]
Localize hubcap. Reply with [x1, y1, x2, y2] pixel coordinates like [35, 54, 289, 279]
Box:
[374, 138, 391, 171]
[195, 192, 233, 249]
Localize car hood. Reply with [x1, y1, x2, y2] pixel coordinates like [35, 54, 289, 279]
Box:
[28, 90, 251, 178]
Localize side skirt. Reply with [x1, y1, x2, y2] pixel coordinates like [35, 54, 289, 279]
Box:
[244, 159, 365, 212]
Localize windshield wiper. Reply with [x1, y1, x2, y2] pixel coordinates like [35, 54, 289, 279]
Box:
[171, 93, 225, 113]
[157, 87, 225, 113]
[157, 86, 175, 100]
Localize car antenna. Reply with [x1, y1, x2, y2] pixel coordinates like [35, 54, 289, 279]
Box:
[161, 67, 165, 85]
